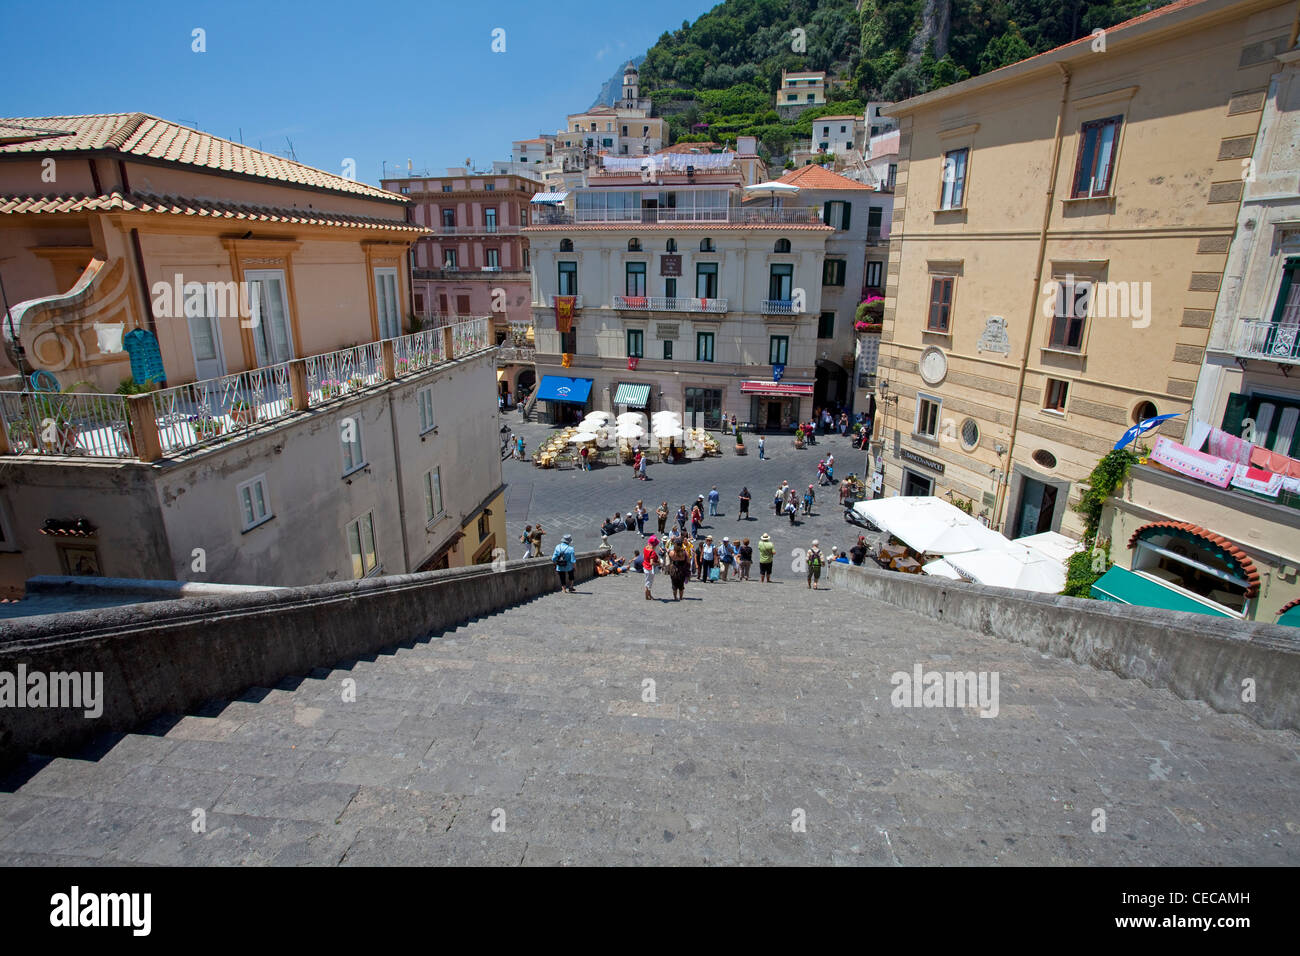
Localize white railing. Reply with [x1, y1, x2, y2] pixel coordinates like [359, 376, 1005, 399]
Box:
[0, 391, 133, 458]
[1234, 319, 1300, 365]
[497, 346, 536, 363]
[762, 299, 798, 315]
[151, 363, 293, 454]
[451, 316, 491, 356]
[305, 342, 387, 406]
[533, 207, 823, 226]
[392, 327, 445, 375]
[613, 295, 729, 313]
[437, 225, 521, 235]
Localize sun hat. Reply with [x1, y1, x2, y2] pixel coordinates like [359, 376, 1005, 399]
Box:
[760, 533, 771, 541]
[562, 534, 573, 543]
[722, 537, 729, 542]
[648, 535, 658, 545]
[812, 539, 819, 546]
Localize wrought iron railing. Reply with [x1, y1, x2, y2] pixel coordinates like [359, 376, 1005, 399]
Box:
[532, 206, 823, 226]
[304, 342, 387, 406]
[1234, 319, 1300, 364]
[0, 391, 133, 458]
[392, 327, 445, 375]
[612, 295, 729, 313]
[762, 299, 798, 315]
[151, 363, 293, 454]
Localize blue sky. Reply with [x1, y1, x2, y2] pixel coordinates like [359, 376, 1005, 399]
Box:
[5, 0, 717, 186]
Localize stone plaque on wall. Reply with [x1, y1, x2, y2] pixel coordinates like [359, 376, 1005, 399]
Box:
[656, 323, 679, 339]
[977, 315, 1010, 356]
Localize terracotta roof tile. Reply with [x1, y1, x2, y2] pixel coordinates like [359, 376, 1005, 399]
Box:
[1278, 596, 1300, 615]
[1127, 520, 1261, 597]
[0, 113, 404, 203]
[777, 165, 874, 190]
[0, 191, 428, 234]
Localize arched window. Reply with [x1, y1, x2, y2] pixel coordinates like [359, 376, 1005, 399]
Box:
[665, 238, 677, 252]
[559, 239, 574, 252]
[628, 238, 642, 252]
[774, 238, 791, 254]
[700, 238, 715, 252]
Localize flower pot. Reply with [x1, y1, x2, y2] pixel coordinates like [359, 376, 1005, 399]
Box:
[231, 405, 256, 427]
[735, 443, 747, 455]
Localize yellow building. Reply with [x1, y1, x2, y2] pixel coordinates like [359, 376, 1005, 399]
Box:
[878, 0, 1299, 540]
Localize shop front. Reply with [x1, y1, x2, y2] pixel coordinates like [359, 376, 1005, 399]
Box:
[740, 380, 814, 431]
[534, 375, 593, 424]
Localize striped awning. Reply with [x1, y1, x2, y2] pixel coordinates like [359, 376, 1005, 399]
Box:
[614, 382, 652, 407]
[530, 192, 569, 204]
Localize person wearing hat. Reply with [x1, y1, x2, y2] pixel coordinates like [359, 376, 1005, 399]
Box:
[757, 533, 776, 583]
[552, 533, 577, 592]
[806, 540, 824, 589]
[642, 535, 659, 601]
[717, 536, 734, 581]
[698, 535, 716, 582]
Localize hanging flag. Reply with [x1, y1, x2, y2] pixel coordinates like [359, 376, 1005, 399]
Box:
[1114, 412, 1183, 450]
[555, 296, 576, 333]
[628, 357, 639, 371]
[561, 353, 572, 368]
[772, 363, 785, 382]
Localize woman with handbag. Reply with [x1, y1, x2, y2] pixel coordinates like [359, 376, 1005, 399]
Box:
[699, 535, 716, 582]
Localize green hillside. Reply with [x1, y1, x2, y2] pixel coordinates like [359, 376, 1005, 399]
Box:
[637, 0, 1175, 158]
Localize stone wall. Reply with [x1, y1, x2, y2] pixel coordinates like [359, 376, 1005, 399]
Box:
[826, 561, 1300, 731]
[0, 554, 597, 766]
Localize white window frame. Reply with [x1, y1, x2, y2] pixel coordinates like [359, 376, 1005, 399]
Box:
[374, 267, 400, 339]
[237, 474, 273, 531]
[424, 467, 444, 526]
[418, 387, 436, 434]
[347, 512, 380, 578]
[914, 394, 942, 441]
[341, 418, 366, 475]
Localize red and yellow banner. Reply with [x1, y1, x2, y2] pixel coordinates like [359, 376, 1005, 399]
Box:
[555, 296, 576, 333]
[561, 353, 572, 368]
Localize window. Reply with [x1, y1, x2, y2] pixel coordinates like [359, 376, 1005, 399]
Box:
[822, 259, 846, 286]
[774, 238, 791, 254]
[559, 238, 574, 252]
[602, 138, 613, 148]
[1048, 277, 1090, 350]
[769, 335, 789, 365]
[558, 261, 578, 296]
[485, 248, 499, 268]
[626, 328, 644, 357]
[443, 249, 457, 269]
[699, 238, 715, 252]
[769, 264, 793, 301]
[622, 126, 628, 136]
[865, 260, 883, 289]
[1133, 400, 1158, 425]
[341, 418, 365, 474]
[915, 395, 941, 440]
[941, 148, 968, 209]
[418, 387, 435, 434]
[237, 475, 271, 531]
[867, 206, 883, 239]
[625, 262, 646, 297]
[347, 513, 379, 578]
[627, 238, 642, 252]
[663, 340, 673, 360]
[442, 184, 452, 192]
[484, 183, 495, 191]
[927, 276, 955, 333]
[1270, 257, 1300, 327]
[696, 263, 718, 299]
[887, 164, 897, 189]
[818, 311, 835, 339]
[664, 277, 677, 298]
[823, 201, 851, 230]
[484, 208, 497, 232]
[400, 186, 410, 195]
[1072, 116, 1121, 197]
[1044, 378, 1069, 413]
[478, 513, 491, 539]
[1032, 449, 1058, 469]
[523, 249, 530, 269]
[373, 267, 399, 338]
[424, 467, 444, 523]
[685, 387, 722, 428]
[696, 331, 714, 362]
[442, 208, 455, 228]
[960, 418, 980, 450]
[840, 125, 847, 133]
[665, 238, 677, 252]
[1223, 392, 1300, 456]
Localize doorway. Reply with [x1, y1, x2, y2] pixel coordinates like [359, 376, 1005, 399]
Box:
[902, 469, 934, 497]
[1014, 476, 1059, 538]
[244, 270, 294, 367]
[187, 302, 226, 382]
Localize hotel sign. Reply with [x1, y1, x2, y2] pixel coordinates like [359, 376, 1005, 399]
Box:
[899, 447, 945, 474]
[660, 255, 682, 277]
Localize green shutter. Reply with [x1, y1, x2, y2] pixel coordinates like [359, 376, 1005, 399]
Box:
[841, 201, 851, 230]
[1222, 392, 1249, 439]
[1271, 259, 1299, 324]
[823, 201, 831, 224]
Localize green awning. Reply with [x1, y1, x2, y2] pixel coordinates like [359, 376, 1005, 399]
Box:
[1277, 605, 1300, 628]
[1090, 566, 1232, 618]
[614, 382, 651, 407]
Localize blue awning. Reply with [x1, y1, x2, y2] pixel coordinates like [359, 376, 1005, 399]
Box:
[613, 382, 652, 407]
[535, 375, 592, 404]
[1090, 566, 1232, 618]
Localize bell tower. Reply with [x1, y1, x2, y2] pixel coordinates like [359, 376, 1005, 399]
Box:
[622, 63, 639, 107]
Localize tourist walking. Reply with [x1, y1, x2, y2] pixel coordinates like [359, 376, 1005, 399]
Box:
[656, 502, 668, 535]
[803, 484, 815, 516]
[636, 501, 647, 536]
[737, 486, 751, 520]
[579, 444, 591, 471]
[850, 535, 869, 566]
[698, 535, 716, 582]
[757, 435, 766, 459]
[638, 452, 648, 480]
[516, 436, 526, 460]
[668, 536, 689, 601]
[519, 524, 534, 561]
[806, 540, 824, 589]
[676, 504, 688, 533]
[552, 534, 576, 592]
[690, 501, 703, 537]
[642, 535, 658, 600]
[530, 523, 545, 558]
[718, 537, 734, 581]
[708, 486, 720, 516]
[757, 533, 775, 582]
[738, 538, 753, 580]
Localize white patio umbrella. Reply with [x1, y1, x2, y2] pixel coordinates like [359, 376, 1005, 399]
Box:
[744, 180, 800, 196]
[922, 559, 966, 581]
[653, 424, 684, 439]
[568, 431, 599, 444]
[616, 424, 646, 440]
[945, 545, 1066, 594]
[582, 411, 612, 423]
[851, 496, 1011, 556]
[616, 412, 645, 424]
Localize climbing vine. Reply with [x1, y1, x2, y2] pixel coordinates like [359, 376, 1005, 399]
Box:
[1061, 448, 1141, 597]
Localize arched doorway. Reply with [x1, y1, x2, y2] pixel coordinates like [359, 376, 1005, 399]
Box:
[514, 368, 536, 404]
[814, 359, 849, 413]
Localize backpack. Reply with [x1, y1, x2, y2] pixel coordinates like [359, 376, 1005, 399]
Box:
[809, 551, 822, 569]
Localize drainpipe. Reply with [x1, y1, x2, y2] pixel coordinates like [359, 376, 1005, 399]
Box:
[386, 388, 413, 572]
[118, 159, 158, 340]
[994, 63, 1072, 530]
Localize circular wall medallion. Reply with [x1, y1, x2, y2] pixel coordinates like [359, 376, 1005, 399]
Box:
[960, 418, 980, 451]
[919, 346, 948, 385]
[1032, 449, 1058, 470]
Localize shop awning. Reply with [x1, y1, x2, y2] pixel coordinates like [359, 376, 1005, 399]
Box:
[613, 382, 652, 407]
[740, 381, 814, 396]
[1090, 566, 1232, 618]
[530, 192, 569, 204]
[1278, 605, 1300, 628]
[535, 375, 592, 404]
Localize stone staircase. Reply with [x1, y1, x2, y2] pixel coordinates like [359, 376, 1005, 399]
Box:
[1, 572, 1297, 865]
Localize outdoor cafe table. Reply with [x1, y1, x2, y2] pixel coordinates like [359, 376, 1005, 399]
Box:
[893, 556, 923, 574]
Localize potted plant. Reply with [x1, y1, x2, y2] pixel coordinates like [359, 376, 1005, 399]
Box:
[230, 400, 256, 427]
[347, 375, 366, 391]
[189, 414, 225, 440]
[855, 296, 885, 333]
[395, 357, 412, 375]
[28, 380, 93, 454]
[734, 429, 746, 455]
[320, 379, 342, 399]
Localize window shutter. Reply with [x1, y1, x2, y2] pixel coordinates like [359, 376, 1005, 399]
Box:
[822, 201, 831, 224]
[1221, 392, 1249, 438]
[841, 201, 851, 230]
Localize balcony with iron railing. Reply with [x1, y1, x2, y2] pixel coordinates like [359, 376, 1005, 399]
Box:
[0, 318, 494, 463]
[496, 346, 537, 363]
[1232, 319, 1300, 365]
[433, 224, 523, 236]
[612, 295, 728, 314]
[762, 299, 800, 315]
[528, 206, 826, 227]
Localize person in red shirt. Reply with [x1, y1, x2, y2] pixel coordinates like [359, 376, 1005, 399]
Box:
[643, 535, 659, 601]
